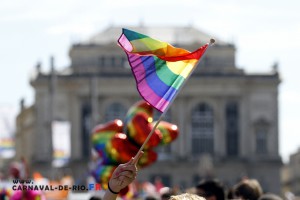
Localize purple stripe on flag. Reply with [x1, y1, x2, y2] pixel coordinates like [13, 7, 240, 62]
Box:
[138, 79, 170, 112]
[128, 53, 170, 112]
[140, 56, 178, 101]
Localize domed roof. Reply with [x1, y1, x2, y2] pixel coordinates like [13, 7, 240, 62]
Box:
[87, 25, 227, 46]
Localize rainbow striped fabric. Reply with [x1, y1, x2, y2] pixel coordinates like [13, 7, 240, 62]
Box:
[118, 28, 209, 112]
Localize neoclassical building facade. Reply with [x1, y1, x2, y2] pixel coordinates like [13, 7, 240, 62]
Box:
[15, 26, 282, 192]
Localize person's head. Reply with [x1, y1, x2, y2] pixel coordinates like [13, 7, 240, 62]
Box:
[258, 193, 283, 200]
[144, 196, 157, 200]
[196, 179, 225, 200]
[226, 187, 235, 200]
[160, 187, 172, 200]
[89, 196, 102, 200]
[233, 179, 263, 200]
[161, 192, 172, 200]
[170, 193, 206, 200]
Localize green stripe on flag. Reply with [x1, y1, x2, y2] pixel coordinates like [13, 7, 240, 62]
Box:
[154, 57, 185, 89]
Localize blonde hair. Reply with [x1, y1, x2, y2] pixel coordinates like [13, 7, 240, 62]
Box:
[170, 193, 206, 200]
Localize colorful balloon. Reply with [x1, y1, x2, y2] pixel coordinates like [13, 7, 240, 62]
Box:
[112, 133, 158, 167]
[127, 113, 162, 149]
[92, 165, 116, 185]
[91, 100, 179, 196]
[92, 119, 123, 133]
[125, 101, 153, 125]
[92, 120, 124, 164]
[125, 101, 162, 149]
[155, 121, 179, 145]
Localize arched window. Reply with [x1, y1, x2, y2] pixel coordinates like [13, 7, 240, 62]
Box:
[191, 103, 214, 155]
[255, 120, 269, 154]
[226, 101, 239, 156]
[104, 102, 126, 122]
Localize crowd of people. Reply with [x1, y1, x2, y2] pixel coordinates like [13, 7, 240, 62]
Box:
[0, 155, 287, 200]
[90, 155, 284, 200]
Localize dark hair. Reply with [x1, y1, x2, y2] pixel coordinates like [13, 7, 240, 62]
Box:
[89, 196, 102, 200]
[144, 196, 158, 200]
[196, 179, 225, 200]
[234, 179, 263, 200]
[161, 193, 172, 199]
[227, 187, 235, 199]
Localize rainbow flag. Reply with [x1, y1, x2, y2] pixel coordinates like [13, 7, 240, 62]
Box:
[118, 28, 209, 112]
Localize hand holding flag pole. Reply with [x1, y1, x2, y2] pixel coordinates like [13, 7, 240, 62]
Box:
[117, 28, 215, 164]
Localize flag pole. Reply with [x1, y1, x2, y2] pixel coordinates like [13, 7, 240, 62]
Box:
[133, 39, 215, 163]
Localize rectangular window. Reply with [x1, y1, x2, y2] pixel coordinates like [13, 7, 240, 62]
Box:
[256, 127, 268, 154]
[191, 103, 214, 155]
[98, 56, 105, 67]
[226, 102, 239, 156]
[111, 56, 115, 67]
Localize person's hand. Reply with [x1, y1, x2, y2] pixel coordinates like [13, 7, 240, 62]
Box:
[108, 151, 143, 193]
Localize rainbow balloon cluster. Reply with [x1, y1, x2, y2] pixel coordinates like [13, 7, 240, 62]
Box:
[91, 100, 179, 195]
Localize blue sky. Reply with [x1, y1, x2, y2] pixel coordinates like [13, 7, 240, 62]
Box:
[0, 0, 299, 162]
